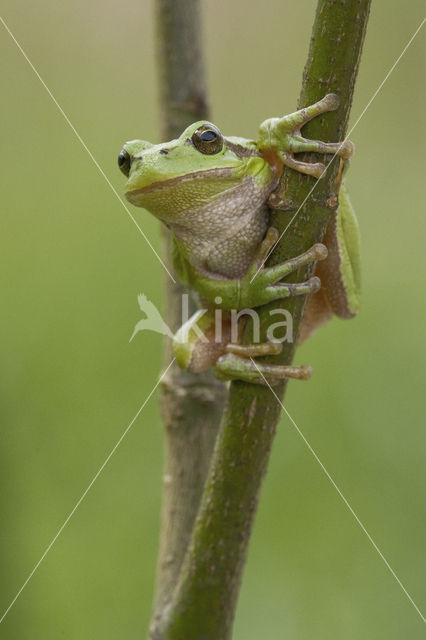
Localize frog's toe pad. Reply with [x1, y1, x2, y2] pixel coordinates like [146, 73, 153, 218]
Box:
[312, 243, 328, 261]
[323, 93, 340, 111]
[339, 140, 355, 159]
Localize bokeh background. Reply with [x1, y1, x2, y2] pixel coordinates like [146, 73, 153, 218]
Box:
[1, 1, 425, 638]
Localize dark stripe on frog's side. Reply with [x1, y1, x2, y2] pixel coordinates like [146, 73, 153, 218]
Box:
[224, 139, 262, 158]
[226, 140, 284, 182]
[316, 190, 361, 319]
[184, 136, 261, 159]
[316, 210, 352, 317]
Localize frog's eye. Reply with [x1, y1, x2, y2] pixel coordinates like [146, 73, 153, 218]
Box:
[118, 149, 131, 176]
[191, 125, 223, 155]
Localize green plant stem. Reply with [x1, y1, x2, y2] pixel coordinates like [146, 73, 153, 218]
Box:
[150, 0, 227, 632]
[153, 1, 371, 638]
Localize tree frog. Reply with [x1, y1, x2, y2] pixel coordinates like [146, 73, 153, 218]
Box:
[119, 94, 360, 384]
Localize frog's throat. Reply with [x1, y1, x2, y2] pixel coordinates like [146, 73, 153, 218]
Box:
[126, 166, 234, 199]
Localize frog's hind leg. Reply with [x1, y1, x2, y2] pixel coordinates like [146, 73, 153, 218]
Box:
[215, 352, 312, 385]
[173, 309, 231, 373]
[214, 330, 312, 385]
[225, 341, 282, 358]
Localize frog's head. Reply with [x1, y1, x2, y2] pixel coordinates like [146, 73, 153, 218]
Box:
[118, 122, 273, 223]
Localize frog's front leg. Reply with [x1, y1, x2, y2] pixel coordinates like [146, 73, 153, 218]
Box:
[277, 93, 341, 129]
[216, 230, 328, 384]
[287, 135, 354, 161]
[177, 228, 328, 384]
[190, 227, 327, 311]
[239, 227, 327, 308]
[259, 94, 354, 178]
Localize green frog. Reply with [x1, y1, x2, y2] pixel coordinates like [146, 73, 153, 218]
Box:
[119, 94, 360, 384]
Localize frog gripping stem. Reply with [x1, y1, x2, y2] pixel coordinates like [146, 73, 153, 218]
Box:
[272, 93, 340, 133]
[215, 354, 312, 385]
[258, 93, 355, 178]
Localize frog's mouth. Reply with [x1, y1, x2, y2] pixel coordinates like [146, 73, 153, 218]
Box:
[125, 167, 251, 223]
[126, 166, 234, 201]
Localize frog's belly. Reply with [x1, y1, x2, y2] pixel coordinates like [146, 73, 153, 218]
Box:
[206, 206, 269, 277]
[171, 175, 272, 279]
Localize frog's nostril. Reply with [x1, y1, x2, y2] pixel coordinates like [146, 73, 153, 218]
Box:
[159, 149, 169, 155]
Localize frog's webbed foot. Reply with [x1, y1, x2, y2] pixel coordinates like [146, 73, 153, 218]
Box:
[214, 347, 312, 385]
[239, 227, 327, 308]
[259, 94, 355, 179]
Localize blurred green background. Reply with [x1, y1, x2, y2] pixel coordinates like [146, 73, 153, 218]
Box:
[1, 1, 425, 638]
